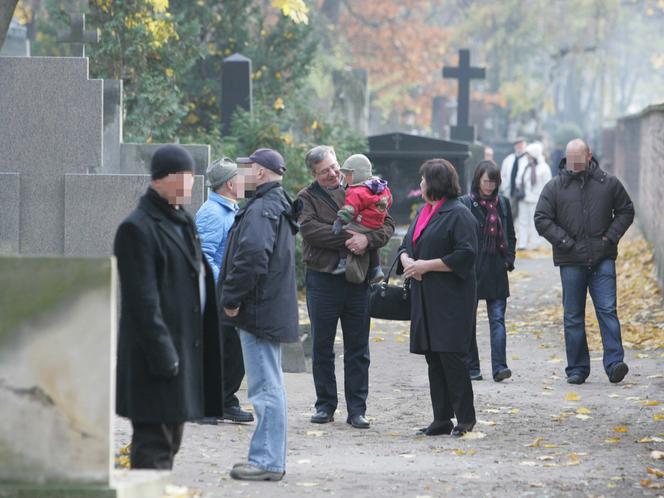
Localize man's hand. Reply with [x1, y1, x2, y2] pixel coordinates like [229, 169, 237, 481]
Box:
[224, 307, 240, 317]
[346, 231, 369, 256]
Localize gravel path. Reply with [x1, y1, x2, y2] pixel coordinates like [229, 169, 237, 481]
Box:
[115, 252, 664, 497]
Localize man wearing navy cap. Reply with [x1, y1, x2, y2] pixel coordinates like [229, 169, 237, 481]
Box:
[219, 148, 300, 481]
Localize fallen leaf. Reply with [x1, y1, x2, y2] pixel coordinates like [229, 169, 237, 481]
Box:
[608, 394, 620, 398]
[646, 467, 664, 478]
[296, 459, 311, 464]
[452, 449, 466, 456]
[641, 478, 664, 489]
[478, 419, 497, 427]
[613, 425, 629, 433]
[461, 431, 487, 440]
[537, 455, 555, 461]
[576, 407, 592, 415]
[648, 374, 664, 379]
[605, 437, 621, 444]
[400, 453, 415, 459]
[565, 392, 581, 402]
[370, 337, 385, 343]
[295, 482, 319, 487]
[526, 437, 544, 448]
[652, 450, 664, 460]
[575, 414, 592, 421]
[388, 431, 400, 437]
[306, 430, 326, 437]
[519, 461, 537, 466]
[642, 400, 661, 407]
[653, 414, 664, 421]
[567, 453, 581, 466]
[543, 443, 559, 448]
[639, 437, 664, 443]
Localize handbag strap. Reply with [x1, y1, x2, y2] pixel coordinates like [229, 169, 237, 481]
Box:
[381, 251, 408, 286]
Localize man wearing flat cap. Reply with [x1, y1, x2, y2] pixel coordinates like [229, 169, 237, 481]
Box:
[114, 144, 224, 469]
[219, 148, 300, 481]
[195, 157, 254, 424]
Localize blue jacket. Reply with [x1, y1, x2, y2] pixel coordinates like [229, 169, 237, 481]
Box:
[195, 192, 238, 283]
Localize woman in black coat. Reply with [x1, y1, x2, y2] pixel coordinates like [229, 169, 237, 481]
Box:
[398, 159, 479, 437]
[459, 160, 517, 382]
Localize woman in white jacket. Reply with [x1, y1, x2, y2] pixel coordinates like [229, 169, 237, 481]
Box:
[517, 142, 552, 250]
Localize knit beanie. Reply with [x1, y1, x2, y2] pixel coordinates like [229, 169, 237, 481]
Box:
[151, 144, 195, 180]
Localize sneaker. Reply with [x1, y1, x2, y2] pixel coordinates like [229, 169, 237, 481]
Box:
[368, 266, 385, 284]
[493, 368, 512, 382]
[608, 361, 628, 383]
[331, 258, 347, 275]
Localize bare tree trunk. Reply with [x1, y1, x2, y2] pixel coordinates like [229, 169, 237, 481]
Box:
[0, 0, 19, 48]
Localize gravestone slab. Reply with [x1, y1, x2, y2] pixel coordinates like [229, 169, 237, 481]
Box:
[0, 173, 19, 255]
[281, 341, 307, 373]
[102, 80, 123, 174]
[367, 132, 471, 224]
[0, 257, 115, 484]
[221, 53, 252, 135]
[119, 143, 210, 176]
[0, 56, 102, 254]
[64, 174, 205, 257]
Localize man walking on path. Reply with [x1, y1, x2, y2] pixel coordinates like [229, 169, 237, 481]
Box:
[500, 137, 529, 220]
[114, 144, 224, 469]
[220, 148, 300, 481]
[534, 138, 634, 385]
[195, 157, 253, 424]
[298, 145, 395, 429]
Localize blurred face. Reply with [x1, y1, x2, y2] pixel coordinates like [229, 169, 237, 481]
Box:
[514, 141, 526, 155]
[313, 152, 341, 189]
[565, 141, 592, 172]
[152, 172, 195, 206]
[228, 167, 252, 199]
[342, 170, 353, 186]
[484, 147, 494, 161]
[479, 172, 497, 197]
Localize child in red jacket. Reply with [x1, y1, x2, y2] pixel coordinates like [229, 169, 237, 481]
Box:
[332, 154, 392, 283]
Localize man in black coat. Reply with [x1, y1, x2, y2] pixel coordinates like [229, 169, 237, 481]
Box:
[114, 145, 224, 470]
[534, 138, 634, 385]
[220, 148, 300, 482]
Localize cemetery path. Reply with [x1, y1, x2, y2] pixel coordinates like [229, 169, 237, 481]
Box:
[116, 250, 664, 497]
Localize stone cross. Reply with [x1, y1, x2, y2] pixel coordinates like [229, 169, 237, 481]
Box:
[442, 48, 485, 142]
[392, 133, 403, 150]
[57, 13, 99, 57]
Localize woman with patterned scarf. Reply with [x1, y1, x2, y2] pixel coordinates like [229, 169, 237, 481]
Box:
[460, 160, 517, 382]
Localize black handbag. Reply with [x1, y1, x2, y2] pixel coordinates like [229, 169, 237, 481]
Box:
[369, 253, 411, 321]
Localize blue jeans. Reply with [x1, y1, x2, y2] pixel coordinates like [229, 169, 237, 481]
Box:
[468, 299, 509, 377]
[238, 329, 287, 473]
[559, 259, 625, 380]
[305, 270, 370, 416]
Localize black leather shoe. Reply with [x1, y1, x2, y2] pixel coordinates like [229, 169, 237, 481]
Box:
[416, 419, 454, 436]
[493, 368, 512, 382]
[470, 372, 483, 381]
[347, 414, 370, 429]
[223, 405, 254, 423]
[451, 420, 476, 437]
[310, 410, 334, 424]
[566, 374, 585, 385]
[608, 361, 628, 383]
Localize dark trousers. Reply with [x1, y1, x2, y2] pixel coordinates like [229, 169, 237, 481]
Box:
[559, 259, 625, 379]
[425, 352, 476, 425]
[468, 299, 509, 377]
[130, 421, 184, 470]
[223, 324, 245, 408]
[306, 270, 370, 416]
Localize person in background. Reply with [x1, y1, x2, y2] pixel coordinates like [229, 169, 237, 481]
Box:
[195, 157, 253, 424]
[398, 159, 478, 437]
[460, 160, 517, 382]
[500, 137, 529, 221]
[534, 138, 634, 385]
[517, 142, 551, 250]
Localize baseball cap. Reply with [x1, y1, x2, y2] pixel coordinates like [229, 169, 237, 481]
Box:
[236, 148, 286, 175]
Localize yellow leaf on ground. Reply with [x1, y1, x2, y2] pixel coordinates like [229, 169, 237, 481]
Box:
[605, 437, 621, 444]
[371, 337, 385, 342]
[565, 392, 581, 402]
[647, 467, 664, 478]
[576, 407, 591, 414]
[613, 425, 629, 433]
[452, 449, 466, 456]
[642, 400, 661, 407]
[461, 431, 487, 440]
[543, 443, 559, 448]
[567, 453, 581, 466]
[526, 437, 544, 448]
[653, 414, 664, 421]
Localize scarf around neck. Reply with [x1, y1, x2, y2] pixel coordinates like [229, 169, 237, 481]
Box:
[412, 198, 445, 246]
[472, 192, 507, 255]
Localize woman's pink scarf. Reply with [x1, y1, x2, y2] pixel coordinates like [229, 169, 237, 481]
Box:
[412, 198, 445, 246]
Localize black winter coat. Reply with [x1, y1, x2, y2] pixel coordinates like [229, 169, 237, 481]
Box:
[219, 181, 300, 343]
[459, 193, 516, 300]
[398, 199, 478, 354]
[114, 188, 224, 423]
[534, 158, 634, 266]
